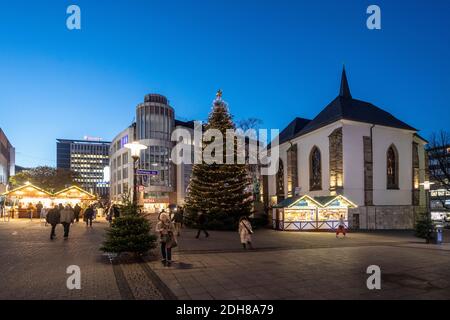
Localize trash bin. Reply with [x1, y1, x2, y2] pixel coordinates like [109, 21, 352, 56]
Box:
[432, 225, 444, 245]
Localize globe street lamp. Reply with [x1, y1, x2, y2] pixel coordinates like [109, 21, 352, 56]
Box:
[124, 142, 148, 205]
[420, 181, 436, 218]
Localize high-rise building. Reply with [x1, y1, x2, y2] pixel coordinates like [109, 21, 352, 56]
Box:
[56, 138, 111, 197]
[0, 128, 15, 194]
[110, 94, 194, 212]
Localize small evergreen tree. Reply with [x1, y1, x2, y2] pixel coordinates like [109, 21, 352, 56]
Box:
[101, 196, 157, 256]
[415, 213, 434, 241]
[185, 91, 253, 229]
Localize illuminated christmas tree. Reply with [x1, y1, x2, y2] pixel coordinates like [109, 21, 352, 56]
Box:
[185, 91, 252, 230]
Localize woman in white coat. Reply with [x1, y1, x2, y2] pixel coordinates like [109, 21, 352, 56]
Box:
[238, 216, 254, 250]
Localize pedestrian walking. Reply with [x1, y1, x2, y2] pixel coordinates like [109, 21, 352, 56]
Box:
[73, 203, 82, 223]
[156, 211, 177, 266]
[60, 204, 75, 239]
[195, 211, 209, 239]
[84, 205, 95, 227]
[336, 215, 347, 238]
[238, 216, 254, 249]
[173, 207, 184, 236]
[36, 201, 43, 218]
[46, 205, 60, 240]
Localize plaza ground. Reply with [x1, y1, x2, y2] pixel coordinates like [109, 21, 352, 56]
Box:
[0, 218, 449, 300]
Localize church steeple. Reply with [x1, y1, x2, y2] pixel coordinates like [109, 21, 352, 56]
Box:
[339, 66, 352, 99]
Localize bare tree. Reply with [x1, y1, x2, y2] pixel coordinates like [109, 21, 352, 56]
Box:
[236, 118, 263, 131]
[428, 130, 450, 209]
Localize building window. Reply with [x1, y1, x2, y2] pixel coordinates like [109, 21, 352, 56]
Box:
[287, 144, 298, 197]
[309, 146, 322, 191]
[412, 142, 420, 205]
[276, 159, 285, 201]
[387, 144, 399, 189]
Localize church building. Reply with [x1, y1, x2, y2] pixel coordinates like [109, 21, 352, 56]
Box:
[266, 68, 428, 231]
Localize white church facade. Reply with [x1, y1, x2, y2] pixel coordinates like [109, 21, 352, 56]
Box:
[266, 68, 428, 230]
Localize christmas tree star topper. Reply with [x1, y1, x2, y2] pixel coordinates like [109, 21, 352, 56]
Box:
[216, 89, 223, 100]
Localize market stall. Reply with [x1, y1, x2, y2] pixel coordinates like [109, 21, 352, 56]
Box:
[53, 186, 96, 207]
[2, 184, 53, 219]
[272, 194, 357, 231]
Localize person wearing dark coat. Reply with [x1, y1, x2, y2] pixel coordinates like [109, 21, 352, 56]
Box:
[113, 205, 120, 218]
[36, 202, 43, 217]
[195, 211, 209, 239]
[46, 206, 61, 240]
[84, 206, 95, 227]
[73, 204, 82, 223]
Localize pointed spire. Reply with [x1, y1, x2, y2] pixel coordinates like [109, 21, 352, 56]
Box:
[339, 66, 352, 99]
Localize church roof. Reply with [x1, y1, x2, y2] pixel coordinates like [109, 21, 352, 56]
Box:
[291, 68, 417, 139]
[278, 117, 311, 145]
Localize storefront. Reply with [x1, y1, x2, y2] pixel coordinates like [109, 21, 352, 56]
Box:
[272, 195, 357, 231]
[142, 191, 170, 213]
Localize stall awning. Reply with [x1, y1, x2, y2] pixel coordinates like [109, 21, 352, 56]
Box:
[274, 194, 357, 209]
[53, 186, 96, 201]
[2, 184, 53, 198]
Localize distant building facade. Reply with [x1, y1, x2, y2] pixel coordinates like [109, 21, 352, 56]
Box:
[428, 144, 450, 221]
[0, 128, 15, 194]
[266, 68, 428, 230]
[110, 94, 194, 212]
[56, 138, 110, 197]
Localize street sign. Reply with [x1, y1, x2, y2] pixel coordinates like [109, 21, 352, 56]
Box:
[136, 169, 158, 175]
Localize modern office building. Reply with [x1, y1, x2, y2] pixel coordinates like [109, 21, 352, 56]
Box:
[56, 138, 111, 198]
[110, 94, 194, 212]
[0, 128, 15, 194]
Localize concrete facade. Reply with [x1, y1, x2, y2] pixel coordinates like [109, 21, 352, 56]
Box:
[0, 128, 15, 194]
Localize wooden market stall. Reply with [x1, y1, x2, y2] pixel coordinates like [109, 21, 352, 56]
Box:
[272, 194, 357, 231]
[2, 184, 97, 219]
[53, 186, 96, 207]
[2, 184, 53, 218]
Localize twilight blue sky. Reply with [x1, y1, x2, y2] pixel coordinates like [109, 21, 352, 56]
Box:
[0, 0, 449, 167]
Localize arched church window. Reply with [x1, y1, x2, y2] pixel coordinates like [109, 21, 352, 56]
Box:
[310, 146, 322, 191]
[387, 145, 399, 189]
[276, 159, 285, 200]
[287, 144, 298, 197]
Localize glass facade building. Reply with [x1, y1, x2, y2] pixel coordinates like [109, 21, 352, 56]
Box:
[110, 94, 195, 213]
[56, 139, 111, 197]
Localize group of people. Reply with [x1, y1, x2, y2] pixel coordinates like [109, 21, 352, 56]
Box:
[45, 203, 97, 240]
[155, 208, 256, 266]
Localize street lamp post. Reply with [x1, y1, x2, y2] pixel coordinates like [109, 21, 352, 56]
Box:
[124, 142, 148, 206]
[420, 181, 435, 219]
[420, 181, 435, 243]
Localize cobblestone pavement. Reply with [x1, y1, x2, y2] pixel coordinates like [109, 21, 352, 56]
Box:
[0, 219, 166, 300]
[1, 219, 450, 300]
[148, 227, 450, 300]
[0, 219, 122, 300]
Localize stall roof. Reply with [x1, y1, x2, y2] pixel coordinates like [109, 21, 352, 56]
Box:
[2, 184, 53, 198]
[273, 195, 322, 208]
[274, 194, 357, 209]
[53, 186, 96, 200]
